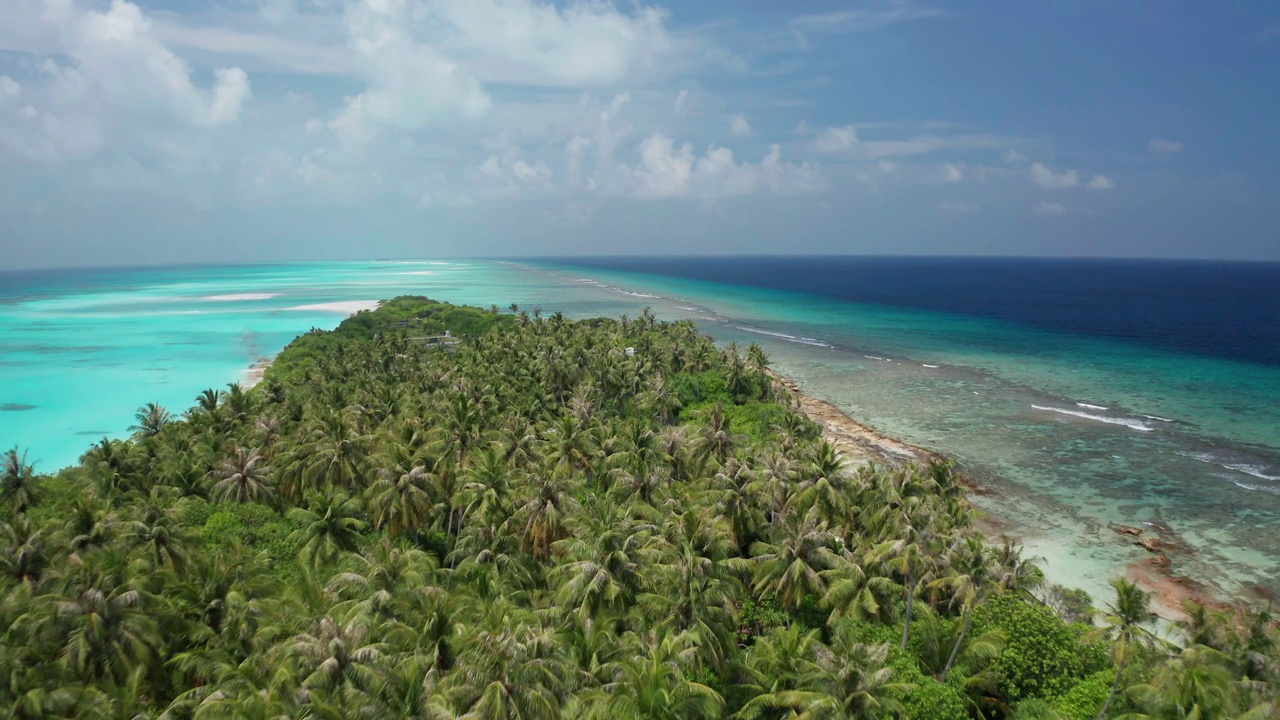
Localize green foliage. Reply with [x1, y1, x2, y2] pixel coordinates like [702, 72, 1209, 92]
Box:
[5, 295, 1274, 719]
[974, 595, 1110, 702]
[1010, 697, 1061, 720]
[1051, 668, 1115, 720]
[887, 646, 969, 720]
[739, 595, 789, 645]
[672, 369, 731, 407]
[1043, 583, 1095, 625]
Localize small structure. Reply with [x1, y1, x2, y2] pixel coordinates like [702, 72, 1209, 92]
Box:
[625, 347, 636, 357]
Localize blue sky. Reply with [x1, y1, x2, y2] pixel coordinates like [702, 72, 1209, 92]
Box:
[1, 0, 1277, 268]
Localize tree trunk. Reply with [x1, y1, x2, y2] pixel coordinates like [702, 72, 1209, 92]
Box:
[941, 605, 972, 682]
[901, 556, 916, 650]
[1095, 650, 1128, 720]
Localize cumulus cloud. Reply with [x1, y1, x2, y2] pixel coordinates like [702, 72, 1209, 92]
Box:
[431, 0, 673, 87]
[1149, 138, 1183, 157]
[673, 89, 687, 114]
[45, 0, 251, 127]
[1003, 149, 1025, 163]
[940, 163, 963, 182]
[565, 101, 822, 201]
[0, 0, 251, 162]
[624, 137, 822, 200]
[329, 0, 490, 149]
[1033, 201, 1067, 215]
[1030, 162, 1078, 189]
[1086, 175, 1114, 190]
[729, 114, 752, 138]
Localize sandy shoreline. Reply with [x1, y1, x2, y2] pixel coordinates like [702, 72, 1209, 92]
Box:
[243, 357, 273, 388]
[770, 371, 1225, 621]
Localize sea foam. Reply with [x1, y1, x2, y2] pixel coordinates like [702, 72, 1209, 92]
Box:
[1031, 405, 1155, 432]
[735, 326, 831, 348]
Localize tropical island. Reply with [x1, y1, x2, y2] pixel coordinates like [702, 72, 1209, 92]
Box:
[1, 297, 1276, 719]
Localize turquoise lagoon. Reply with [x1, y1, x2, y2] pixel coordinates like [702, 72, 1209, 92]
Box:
[2, 259, 1278, 608]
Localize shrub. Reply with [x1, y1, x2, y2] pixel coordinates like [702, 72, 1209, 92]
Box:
[888, 650, 968, 720]
[1052, 669, 1115, 720]
[973, 596, 1110, 702]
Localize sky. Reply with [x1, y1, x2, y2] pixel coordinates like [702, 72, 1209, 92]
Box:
[0, 0, 1278, 268]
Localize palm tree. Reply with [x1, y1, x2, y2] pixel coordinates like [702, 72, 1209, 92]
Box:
[587, 634, 723, 720]
[287, 494, 369, 569]
[1, 446, 39, 513]
[290, 615, 386, 695]
[0, 517, 47, 590]
[282, 411, 370, 498]
[366, 460, 433, 540]
[750, 512, 841, 610]
[742, 629, 905, 719]
[50, 566, 161, 684]
[551, 497, 652, 626]
[1094, 578, 1158, 720]
[508, 465, 579, 563]
[130, 403, 173, 437]
[928, 535, 993, 682]
[210, 447, 274, 504]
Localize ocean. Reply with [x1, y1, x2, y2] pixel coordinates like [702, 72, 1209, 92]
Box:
[2, 257, 1278, 607]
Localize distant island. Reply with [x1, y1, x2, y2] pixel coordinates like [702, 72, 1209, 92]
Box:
[1, 297, 1274, 719]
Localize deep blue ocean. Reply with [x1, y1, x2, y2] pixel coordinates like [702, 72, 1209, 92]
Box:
[2, 257, 1278, 608]
[554, 256, 1280, 366]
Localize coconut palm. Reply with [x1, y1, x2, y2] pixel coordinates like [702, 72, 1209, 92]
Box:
[928, 535, 994, 682]
[130, 403, 173, 437]
[586, 634, 723, 720]
[287, 494, 369, 569]
[1094, 578, 1159, 720]
[1, 446, 39, 513]
[750, 512, 841, 610]
[366, 459, 433, 539]
[210, 447, 274, 504]
[290, 615, 386, 695]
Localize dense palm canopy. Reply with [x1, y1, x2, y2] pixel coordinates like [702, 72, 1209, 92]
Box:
[0, 296, 1275, 719]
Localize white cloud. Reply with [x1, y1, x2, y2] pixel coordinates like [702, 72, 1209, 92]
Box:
[48, 0, 251, 127]
[1030, 162, 1078, 189]
[815, 125, 858, 153]
[1149, 138, 1183, 157]
[941, 163, 963, 182]
[938, 201, 978, 213]
[673, 89, 687, 114]
[1003, 149, 1025, 163]
[1086, 175, 1114, 190]
[430, 0, 674, 87]
[0, 76, 19, 98]
[329, 0, 490, 149]
[729, 113, 752, 138]
[0, 0, 250, 161]
[794, 120, 812, 136]
[1033, 201, 1067, 215]
[570, 129, 821, 201]
[623, 137, 821, 200]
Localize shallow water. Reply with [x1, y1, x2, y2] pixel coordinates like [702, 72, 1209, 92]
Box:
[2, 259, 1278, 607]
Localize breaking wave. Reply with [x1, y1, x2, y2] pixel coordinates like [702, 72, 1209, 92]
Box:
[1031, 405, 1155, 432]
[734, 326, 832, 348]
